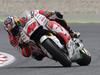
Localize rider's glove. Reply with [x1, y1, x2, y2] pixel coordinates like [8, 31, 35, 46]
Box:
[20, 31, 30, 43]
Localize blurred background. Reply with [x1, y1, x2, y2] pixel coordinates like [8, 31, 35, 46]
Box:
[0, 0, 100, 23]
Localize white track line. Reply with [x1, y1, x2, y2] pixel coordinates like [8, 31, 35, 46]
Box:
[0, 52, 16, 67]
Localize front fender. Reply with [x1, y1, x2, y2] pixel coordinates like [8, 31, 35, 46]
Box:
[40, 35, 63, 49]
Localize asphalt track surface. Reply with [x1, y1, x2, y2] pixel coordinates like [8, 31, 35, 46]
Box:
[0, 23, 100, 75]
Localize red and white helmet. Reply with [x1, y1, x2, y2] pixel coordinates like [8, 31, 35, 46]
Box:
[4, 16, 16, 31]
[4, 16, 21, 36]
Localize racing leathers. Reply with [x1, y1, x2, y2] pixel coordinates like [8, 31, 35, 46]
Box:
[4, 9, 79, 60]
[21, 10, 71, 52]
[31, 10, 80, 38]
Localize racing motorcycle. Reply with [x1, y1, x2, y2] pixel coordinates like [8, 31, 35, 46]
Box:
[20, 15, 91, 67]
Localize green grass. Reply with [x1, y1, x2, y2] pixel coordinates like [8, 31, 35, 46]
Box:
[0, 17, 4, 23]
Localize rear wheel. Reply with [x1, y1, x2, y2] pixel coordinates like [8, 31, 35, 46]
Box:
[76, 48, 91, 66]
[42, 39, 71, 67]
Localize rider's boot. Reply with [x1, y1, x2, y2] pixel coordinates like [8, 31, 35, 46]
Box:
[21, 47, 32, 57]
[55, 19, 80, 38]
[29, 42, 46, 61]
[32, 52, 46, 61]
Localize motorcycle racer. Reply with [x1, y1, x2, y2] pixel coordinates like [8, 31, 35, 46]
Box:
[19, 10, 79, 59]
[3, 10, 80, 60]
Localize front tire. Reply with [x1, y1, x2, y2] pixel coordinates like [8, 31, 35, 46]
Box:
[42, 38, 71, 67]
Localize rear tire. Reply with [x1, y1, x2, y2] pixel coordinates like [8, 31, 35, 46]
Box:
[42, 39, 71, 67]
[76, 48, 91, 66]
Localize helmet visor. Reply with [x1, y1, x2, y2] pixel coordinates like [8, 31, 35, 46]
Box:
[4, 17, 15, 31]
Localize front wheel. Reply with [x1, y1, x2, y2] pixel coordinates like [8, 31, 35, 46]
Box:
[42, 38, 72, 67]
[76, 48, 91, 66]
